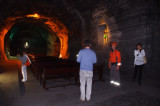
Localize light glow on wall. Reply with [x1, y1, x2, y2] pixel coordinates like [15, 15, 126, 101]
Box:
[59, 54, 62, 58]
[26, 13, 40, 19]
[103, 25, 110, 44]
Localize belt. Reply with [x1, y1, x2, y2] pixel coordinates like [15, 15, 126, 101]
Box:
[111, 63, 117, 65]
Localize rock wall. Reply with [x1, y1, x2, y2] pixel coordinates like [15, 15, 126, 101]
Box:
[83, 0, 160, 72]
[0, 0, 159, 72]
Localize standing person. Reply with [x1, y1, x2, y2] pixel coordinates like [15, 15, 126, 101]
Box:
[109, 42, 121, 86]
[133, 43, 145, 85]
[17, 50, 31, 82]
[77, 40, 97, 101]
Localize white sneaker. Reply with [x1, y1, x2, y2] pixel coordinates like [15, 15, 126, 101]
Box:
[86, 99, 91, 101]
[22, 79, 26, 82]
[114, 82, 120, 86]
[110, 80, 115, 84]
[80, 98, 85, 102]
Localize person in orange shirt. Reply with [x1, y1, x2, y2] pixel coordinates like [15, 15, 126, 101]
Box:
[109, 42, 121, 86]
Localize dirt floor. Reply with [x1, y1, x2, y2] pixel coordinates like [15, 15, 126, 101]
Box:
[0, 60, 160, 106]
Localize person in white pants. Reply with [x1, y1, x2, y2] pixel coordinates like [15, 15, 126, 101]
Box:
[77, 40, 97, 101]
[17, 51, 31, 82]
[21, 65, 27, 82]
[80, 70, 93, 101]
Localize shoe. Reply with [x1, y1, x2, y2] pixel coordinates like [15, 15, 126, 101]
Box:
[114, 82, 120, 86]
[110, 80, 115, 84]
[80, 98, 85, 102]
[86, 99, 91, 101]
[22, 79, 26, 82]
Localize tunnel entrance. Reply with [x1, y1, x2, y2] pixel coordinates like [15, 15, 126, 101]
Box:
[0, 14, 69, 60]
[4, 22, 60, 58]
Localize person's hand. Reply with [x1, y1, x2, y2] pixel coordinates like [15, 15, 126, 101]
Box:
[23, 63, 26, 66]
[109, 65, 111, 69]
[116, 66, 120, 70]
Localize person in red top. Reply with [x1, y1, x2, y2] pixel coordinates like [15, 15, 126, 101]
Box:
[109, 42, 121, 86]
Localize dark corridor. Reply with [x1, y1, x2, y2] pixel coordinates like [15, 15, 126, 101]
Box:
[4, 22, 60, 57]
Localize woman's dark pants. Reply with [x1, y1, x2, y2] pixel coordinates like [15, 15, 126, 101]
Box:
[133, 65, 144, 85]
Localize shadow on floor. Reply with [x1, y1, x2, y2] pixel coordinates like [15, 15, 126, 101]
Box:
[18, 69, 25, 96]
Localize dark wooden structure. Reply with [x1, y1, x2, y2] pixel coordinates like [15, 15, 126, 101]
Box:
[29, 55, 104, 90]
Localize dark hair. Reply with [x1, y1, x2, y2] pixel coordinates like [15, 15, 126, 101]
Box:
[84, 40, 91, 47]
[22, 49, 27, 53]
[136, 43, 142, 47]
[136, 43, 142, 52]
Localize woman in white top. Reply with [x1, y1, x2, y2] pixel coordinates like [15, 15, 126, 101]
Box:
[133, 43, 145, 85]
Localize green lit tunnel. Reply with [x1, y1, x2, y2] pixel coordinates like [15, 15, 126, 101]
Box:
[4, 22, 60, 58]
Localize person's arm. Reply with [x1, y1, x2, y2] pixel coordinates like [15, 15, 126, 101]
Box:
[17, 54, 22, 60]
[142, 49, 145, 57]
[134, 50, 139, 58]
[77, 51, 81, 63]
[109, 52, 111, 68]
[93, 53, 97, 64]
[117, 51, 121, 66]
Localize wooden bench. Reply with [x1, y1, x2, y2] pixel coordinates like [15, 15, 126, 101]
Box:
[31, 61, 77, 83]
[42, 64, 103, 90]
[30, 56, 78, 81]
[42, 65, 79, 90]
[93, 64, 104, 81]
[29, 56, 104, 90]
[32, 61, 60, 80]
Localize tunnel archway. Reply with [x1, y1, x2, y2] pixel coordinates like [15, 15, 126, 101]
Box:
[4, 22, 61, 58]
[0, 14, 69, 60]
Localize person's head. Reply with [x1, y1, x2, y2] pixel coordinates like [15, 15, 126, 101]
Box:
[136, 43, 142, 50]
[84, 40, 91, 48]
[22, 50, 27, 55]
[111, 42, 117, 50]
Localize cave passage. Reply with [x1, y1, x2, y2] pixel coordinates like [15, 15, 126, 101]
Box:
[4, 22, 60, 58]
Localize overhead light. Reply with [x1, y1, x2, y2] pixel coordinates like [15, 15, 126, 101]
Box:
[24, 42, 29, 48]
[26, 13, 40, 18]
[59, 54, 62, 58]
